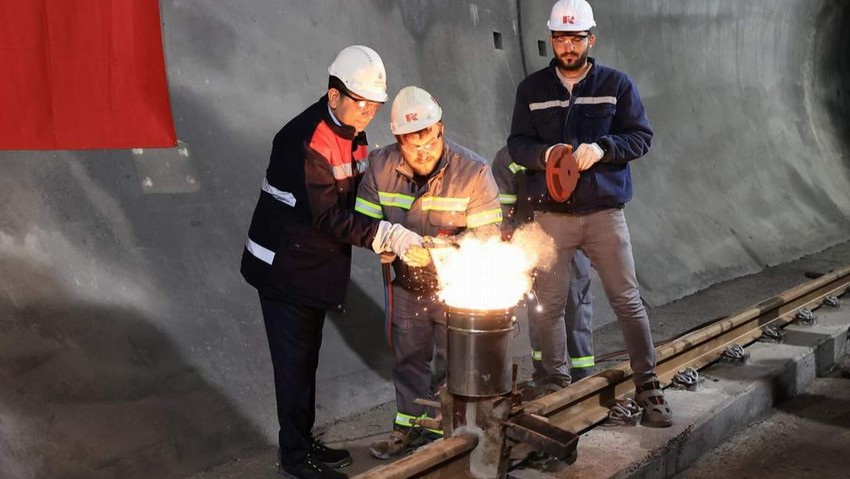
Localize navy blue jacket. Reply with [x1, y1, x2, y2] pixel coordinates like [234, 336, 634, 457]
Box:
[507, 58, 653, 213]
[241, 96, 380, 311]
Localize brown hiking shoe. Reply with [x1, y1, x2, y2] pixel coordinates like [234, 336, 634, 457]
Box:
[368, 427, 440, 460]
[369, 430, 413, 460]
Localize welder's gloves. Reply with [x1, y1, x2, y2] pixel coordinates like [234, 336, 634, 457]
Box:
[402, 245, 432, 268]
[380, 250, 431, 268]
[373, 221, 424, 263]
[574, 142, 605, 171]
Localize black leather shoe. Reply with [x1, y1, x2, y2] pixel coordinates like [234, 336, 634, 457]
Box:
[310, 438, 352, 468]
[280, 454, 348, 479]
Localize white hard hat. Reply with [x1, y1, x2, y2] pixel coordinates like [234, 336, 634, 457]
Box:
[547, 0, 596, 32]
[327, 45, 388, 103]
[390, 86, 443, 135]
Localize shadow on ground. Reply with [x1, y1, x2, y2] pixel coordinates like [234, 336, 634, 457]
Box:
[0, 258, 266, 479]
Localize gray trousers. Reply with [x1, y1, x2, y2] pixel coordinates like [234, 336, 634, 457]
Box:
[532, 208, 657, 385]
[528, 250, 595, 381]
[390, 285, 446, 431]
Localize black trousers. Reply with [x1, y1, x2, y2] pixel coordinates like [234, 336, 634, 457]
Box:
[259, 293, 326, 466]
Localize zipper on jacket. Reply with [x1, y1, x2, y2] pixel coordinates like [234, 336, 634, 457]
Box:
[562, 80, 581, 207]
[560, 61, 594, 148]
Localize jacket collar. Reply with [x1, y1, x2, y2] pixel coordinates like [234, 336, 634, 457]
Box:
[319, 95, 367, 145]
[547, 57, 598, 85]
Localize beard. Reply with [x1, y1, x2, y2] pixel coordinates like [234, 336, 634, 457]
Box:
[409, 158, 439, 176]
[401, 151, 440, 177]
[556, 49, 589, 71]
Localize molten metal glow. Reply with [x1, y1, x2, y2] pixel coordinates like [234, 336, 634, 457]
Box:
[431, 224, 556, 310]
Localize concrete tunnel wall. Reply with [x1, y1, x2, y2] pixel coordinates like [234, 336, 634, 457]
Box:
[0, 1, 847, 478]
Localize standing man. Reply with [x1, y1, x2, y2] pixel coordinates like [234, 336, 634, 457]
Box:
[355, 86, 503, 459]
[492, 146, 596, 391]
[507, 0, 672, 427]
[241, 46, 424, 479]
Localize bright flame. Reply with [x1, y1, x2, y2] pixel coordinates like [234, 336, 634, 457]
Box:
[430, 223, 556, 310]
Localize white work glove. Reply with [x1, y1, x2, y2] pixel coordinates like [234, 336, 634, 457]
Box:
[574, 142, 604, 171]
[372, 221, 424, 259]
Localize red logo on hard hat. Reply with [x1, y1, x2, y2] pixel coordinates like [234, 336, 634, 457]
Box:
[562, 15, 575, 24]
[405, 112, 418, 123]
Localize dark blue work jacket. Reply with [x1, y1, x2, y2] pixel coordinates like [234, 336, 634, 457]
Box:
[507, 58, 653, 214]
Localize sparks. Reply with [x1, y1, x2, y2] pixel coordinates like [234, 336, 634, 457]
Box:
[431, 223, 556, 310]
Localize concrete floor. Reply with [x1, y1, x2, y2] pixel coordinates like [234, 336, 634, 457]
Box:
[188, 240, 850, 478]
[675, 362, 850, 479]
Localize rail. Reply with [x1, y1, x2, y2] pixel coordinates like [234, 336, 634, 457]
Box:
[353, 265, 850, 479]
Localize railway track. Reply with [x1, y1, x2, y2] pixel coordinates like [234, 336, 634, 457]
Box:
[353, 265, 850, 479]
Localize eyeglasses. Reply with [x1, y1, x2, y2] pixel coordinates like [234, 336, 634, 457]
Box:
[552, 34, 590, 47]
[339, 89, 381, 112]
[400, 132, 443, 155]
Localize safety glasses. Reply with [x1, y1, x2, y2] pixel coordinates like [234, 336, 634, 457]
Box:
[551, 33, 590, 47]
[399, 132, 443, 155]
[339, 89, 381, 112]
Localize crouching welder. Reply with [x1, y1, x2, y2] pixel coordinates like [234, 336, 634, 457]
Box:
[241, 46, 424, 479]
[354, 86, 503, 459]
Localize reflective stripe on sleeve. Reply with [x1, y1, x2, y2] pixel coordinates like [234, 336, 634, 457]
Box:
[531, 350, 542, 361]
[246, 238, 275, 265]
[499, 193, 517, 205]
[261, 178, 296, 207]
[467, 208, 502, 228]
[354, 197, 383, 219]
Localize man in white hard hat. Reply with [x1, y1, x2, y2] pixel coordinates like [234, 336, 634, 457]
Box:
[507, 0, 673, 427]
[241, 46, 425, 479]
[354, 86, 502, 459]
[492, 146, 597, 391]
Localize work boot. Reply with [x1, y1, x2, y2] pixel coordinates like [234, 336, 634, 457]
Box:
[635, 380, 673, 428]
[279, 454, 348, 479]
[542, 376, 571, 394]
[418, 429, 443, 445]
[369, 428, 432, 460]
[310, 437, 352, 468]
[530, 371, 547, 388]
[570, 368, 593, 382]
[530, 358, 546, 387]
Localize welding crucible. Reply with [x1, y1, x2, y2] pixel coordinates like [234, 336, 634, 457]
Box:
[446, 306, 516, 397]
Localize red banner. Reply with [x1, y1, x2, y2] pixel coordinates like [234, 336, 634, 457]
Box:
[0, 0, 176, 149]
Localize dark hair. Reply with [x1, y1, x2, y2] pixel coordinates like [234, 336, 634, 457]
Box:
[328, 76, 349, 95]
